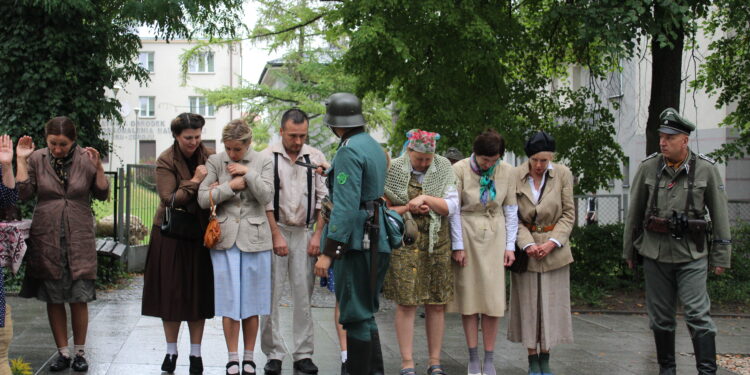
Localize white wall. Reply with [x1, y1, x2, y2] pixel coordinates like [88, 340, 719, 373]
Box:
[102, 39, 241, 170]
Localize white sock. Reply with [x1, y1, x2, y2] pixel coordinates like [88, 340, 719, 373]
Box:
[341, 350, 347, 363]
[190, 344, 201, 357]
[243, 350, 255, 373]
[58, 347, 70, 358]
[167, 342, 178, 356]
[227, 352, 240, 374]
[74, 345, 85, 356]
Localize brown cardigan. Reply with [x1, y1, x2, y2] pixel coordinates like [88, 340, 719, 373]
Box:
[152, 143, 213, 231]
[18, 147, 110, 280]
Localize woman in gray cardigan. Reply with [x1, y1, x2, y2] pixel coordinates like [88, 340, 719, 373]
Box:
[198, 119, 274, 375]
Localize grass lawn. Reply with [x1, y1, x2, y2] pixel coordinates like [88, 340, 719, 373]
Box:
[93, 183, 160, 245]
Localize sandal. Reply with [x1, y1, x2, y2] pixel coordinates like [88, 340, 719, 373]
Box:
[400, 368, 417, 375]
[427, 364, 447, 375]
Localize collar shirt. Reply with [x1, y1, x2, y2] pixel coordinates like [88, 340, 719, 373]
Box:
[528, 163, 554, 204]
[523, 163, 561, 249]
[262, 142, 328, 227]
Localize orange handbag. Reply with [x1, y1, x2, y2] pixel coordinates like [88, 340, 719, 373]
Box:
[203, 189, 221, 248]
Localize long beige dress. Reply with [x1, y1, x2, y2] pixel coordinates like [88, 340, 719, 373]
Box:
[446, 158, 516, 316]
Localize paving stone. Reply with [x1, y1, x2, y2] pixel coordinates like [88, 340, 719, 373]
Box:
[6, 275, 749, 375]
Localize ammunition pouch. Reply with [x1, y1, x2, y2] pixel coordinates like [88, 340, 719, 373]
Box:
[645, 216, 670, 234]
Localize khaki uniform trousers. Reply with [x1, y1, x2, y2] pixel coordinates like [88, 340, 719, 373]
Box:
[261, 224, 316, 361]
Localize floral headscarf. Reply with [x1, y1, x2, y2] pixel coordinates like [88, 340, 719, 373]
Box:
[405, 129, 440, 153]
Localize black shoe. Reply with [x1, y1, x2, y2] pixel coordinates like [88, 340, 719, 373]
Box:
[293, 358, 319, 374]
[341, 361, 350, 375]
[692, 334, 718, 375]
[654, 330, 676, 375]
[189, 356, 204, 374]
[161, 354, 178, 373]
[49, 353, 71, 372]
[71, 354, 89, 372]
[370, 331, 384, 375]
[263, 359, 282, 375]
[226, 361, 240, 375]
[242, 360, 256, 375]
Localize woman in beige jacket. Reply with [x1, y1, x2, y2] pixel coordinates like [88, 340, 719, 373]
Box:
[198, 119, 274, 375]
[507, 131, 575, 375]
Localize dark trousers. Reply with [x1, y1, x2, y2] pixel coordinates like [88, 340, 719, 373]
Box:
[644, 257, 716, 338]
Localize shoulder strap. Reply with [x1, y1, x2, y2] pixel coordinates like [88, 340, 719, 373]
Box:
[273, 152, 280, 222]
[684, 154, 697, 217]
[647, 157, 666, 217]
[305, 154, 313, 226]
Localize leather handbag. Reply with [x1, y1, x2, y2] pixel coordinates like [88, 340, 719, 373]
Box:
[203, 189, 222, 248]
[402, 211, 419, 246]
[160, 193, 201, 240]
[507, 243, 529, 273]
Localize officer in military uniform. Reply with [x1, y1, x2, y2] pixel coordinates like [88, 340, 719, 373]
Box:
[314, 93, 391, 375]
[623, 108, 732, 375]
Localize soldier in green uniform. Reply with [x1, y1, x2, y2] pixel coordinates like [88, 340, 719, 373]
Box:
[314, 93, 392, 375]
[623, 107, 732, 375]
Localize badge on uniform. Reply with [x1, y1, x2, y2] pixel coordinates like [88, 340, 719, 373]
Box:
[337, 172, 349, 185]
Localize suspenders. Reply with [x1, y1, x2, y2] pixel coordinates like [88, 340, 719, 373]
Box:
[273, 152, 314, 226]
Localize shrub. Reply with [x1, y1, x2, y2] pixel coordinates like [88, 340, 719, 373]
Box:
[10, 357, 32, 375]
[569, 223, 638, 291]
[708, 222, 750, 305]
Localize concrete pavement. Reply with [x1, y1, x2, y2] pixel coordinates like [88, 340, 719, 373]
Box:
[7, 276, 749, 374]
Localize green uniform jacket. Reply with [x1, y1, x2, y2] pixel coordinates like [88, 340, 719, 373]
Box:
[623, 150, 732, 268]
[322, 130, 392, 255]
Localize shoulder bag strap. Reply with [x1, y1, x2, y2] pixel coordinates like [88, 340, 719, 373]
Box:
[684, 154, 697, 217]
[647, 157, 666, 217]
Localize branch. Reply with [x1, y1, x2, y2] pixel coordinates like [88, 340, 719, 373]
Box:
[249, 13, 326, 40]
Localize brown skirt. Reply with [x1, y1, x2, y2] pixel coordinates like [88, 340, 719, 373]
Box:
[142, 226, 214, 321]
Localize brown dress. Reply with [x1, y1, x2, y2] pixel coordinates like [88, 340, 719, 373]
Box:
[141, 143, 214, 321]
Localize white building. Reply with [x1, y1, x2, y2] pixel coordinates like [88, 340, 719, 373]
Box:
[102, 38, 242, 170]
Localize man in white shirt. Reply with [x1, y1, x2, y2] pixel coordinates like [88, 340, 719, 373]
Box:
[260, 109, 328, 375]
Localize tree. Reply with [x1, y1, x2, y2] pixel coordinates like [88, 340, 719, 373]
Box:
[693, 0, 750, 161]
[334, 0, 625, 193]
[0, 0, 243, 154]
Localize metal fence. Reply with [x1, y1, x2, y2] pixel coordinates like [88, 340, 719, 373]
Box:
[124, 164, 158, 246]
[728, 200, 750, 226]
[574, 194, 625, 226]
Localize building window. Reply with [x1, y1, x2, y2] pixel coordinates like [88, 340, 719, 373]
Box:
[202, 140, 216, 152]
[188, 52, 215, 73]
[139, 96, 155, 117]
[190, 96, 215, 117]
[139, 52, 154, 73]
[139, 140, 156, 164]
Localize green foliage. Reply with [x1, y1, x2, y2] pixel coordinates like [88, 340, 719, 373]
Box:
[336, 0, 624, 192]
[569, 222, 750, 307]
[708, 223, 750, 304]
[692, 0, 750, 162]
[0, 0, 244, 156]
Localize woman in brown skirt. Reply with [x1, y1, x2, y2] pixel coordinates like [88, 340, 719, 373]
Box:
[508, 131, 575, 375]
[142, 113, 214, 374]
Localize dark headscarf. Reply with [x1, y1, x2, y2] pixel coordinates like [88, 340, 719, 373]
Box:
[49, 143, 78, 186]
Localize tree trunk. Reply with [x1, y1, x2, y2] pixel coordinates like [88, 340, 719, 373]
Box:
[646, 5, 685, 156]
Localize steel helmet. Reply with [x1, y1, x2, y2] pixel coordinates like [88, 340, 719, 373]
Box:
[323, 93, 366, 128]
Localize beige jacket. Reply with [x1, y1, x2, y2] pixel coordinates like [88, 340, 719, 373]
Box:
[514, 162, 575, 273]
[198, 149, 274, 252]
